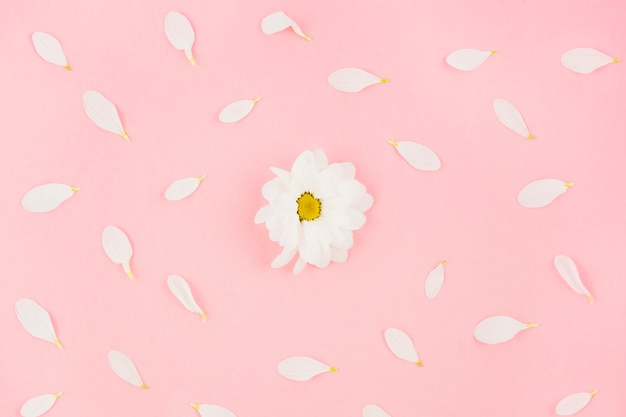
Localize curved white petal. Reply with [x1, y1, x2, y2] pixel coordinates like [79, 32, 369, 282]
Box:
[32, 32, 69, 69]
[20, 393, 62, 417]
[102, 225, 134, 278]
[517, 179, 572, 208]
[21, 183, 78, 213]
[424, 261, 445, 299]
[554, 255, 592, 302]
[192, 404, 237, 417]
[261, 11, 310, 40]
[328, 68, 388, 93]
[277, 356, 335, 381]
[165, 176, 204, 201]
[219, 98, 259, 123]
[493, 98, 532, 139]
[15, 299, 62, 348]
[165, 11, 196, 64]
[363, 404, 391, 417]
[390, 141, 441, 171]
[384, 328, 421, 365]
[446, 49, 495, 71]
[556, 391, 597, 416]
[82, 91, 128, 140]
[167, 275, 206, 321]
[473, 316, 536, 344]
[561, 48, 618, 74]
[108, 350, 146, 388]
[271, 246, 298, 268]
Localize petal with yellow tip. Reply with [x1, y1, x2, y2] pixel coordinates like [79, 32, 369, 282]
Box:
[328, 68, 387, 93]
[82, 90, 128, 139]
[219, 99, 259, 123]
[446, 48, 495, 71]
[473, 315, 536, 344]
[390, 141, 441, 171]
[277, 356, 335, 381]
[493, 98, 532, 139]
[108, 350, 146, 388]
[261, 11, 310, 40]
[15, 299, 62, 349]
[102, 225, 134, 278]
[20, 393, 62, 417]
[32, 32, 69, 68]
[556, 391, 597, 415]
[517, 179, 572, 208]
[167, 275, 207, 321]
[165, 176, 205, 201]
[554, 255, 593, 302]
[561, 48, 617, 74]
[384, 327, 421, 365]
[424, 261, 446, 299]
[21, 183, 78, 213]
[191, 404, 236, 417]
[165, 11, 196, 63]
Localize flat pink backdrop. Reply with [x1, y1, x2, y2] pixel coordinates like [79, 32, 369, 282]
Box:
[1, 0, 625, 416]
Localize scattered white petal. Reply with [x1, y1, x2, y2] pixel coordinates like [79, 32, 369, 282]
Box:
[20, 393, 62, 417]
[328, 68, 388, 93]
[556, 390, 598, 415]
[363, 404, 391, 417]
[219, 98, 260, 123]
[165, 11, 196, 64]
[31, 32, 70, 69]
[424, 261, 446, 299]
[493, 98, 533, 139]
[82, 91, 129, 140]
[21, 183, 79, 213]
[102, 225, 134, 278]
[261, 11, 310, 40]
[191, 404, 237, 417]
[517, 179, 573, 208]
[446, 49, 495, 71]
[167, 275, 206, 321]
[473, 316, 536, 344]
[389, 141, 441, 171]
[554, 255, 593, 303]
[384, 328, 422, 366]
[165, 175, 205, 201]
[15, 299, 62, 349]
[108, 350, 147, 388]
[561, 48, 619, 74]
[277, 356, 336, 381]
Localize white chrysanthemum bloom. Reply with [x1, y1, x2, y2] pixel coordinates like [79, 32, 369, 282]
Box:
[255, 149, 373, 274]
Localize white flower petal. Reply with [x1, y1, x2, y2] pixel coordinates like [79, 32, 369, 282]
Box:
[293, 256, 307, 274]
[493, 98, 532, 139]
[473, 316, 536, 344]
[328, 68, 388, 93]
[517, 179, 572, 208]
[556, 391, 597, 415]
[384, 328, 422, 365]
[15, 299, 62, 348]
[167, 275, 206, 321]
[219, 98, 259, 123]
[390, 141, 441, 171]
[330, 247, 348, 263]
[363, 404, 391, 417]
[446, 49, 495, 71]
[102, 225, 134, 278]
[20, 393, 62, 417]
[561, 48, 618, 74]
[554, 255, 593, 302]
[277, 356, 335, 381]
[192, 404, 237, 417]
[261, 11, 310, 40]
[165, 11, 196, 64]
[21, 183, 78, 213]
[271, 246, 297, 268]
[424, 261, 445, 299]
[32, 32, 69, 68]
[108, 350, 146, 388]
[165, 176, 204, 201]
[354, 193, 374, 212]
[82, 91, 129, 140]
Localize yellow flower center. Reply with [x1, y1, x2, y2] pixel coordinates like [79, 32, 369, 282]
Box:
[296, 191, 322, 222]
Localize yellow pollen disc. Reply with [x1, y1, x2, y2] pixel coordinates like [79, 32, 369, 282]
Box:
[296, 191, 322, 222]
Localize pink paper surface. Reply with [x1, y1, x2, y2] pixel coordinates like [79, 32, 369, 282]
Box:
[1, 0, 625, 416]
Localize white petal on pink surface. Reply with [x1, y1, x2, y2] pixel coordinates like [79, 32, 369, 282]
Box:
[108, 350, 147, 388]
[328, 68, 388, 92]
[165, 176, 205, 201]
[82, 91, 129, 140]
[165, 11, 196, 64]
[31, 32, 70, 69]
[389, 141, 441, 171]
[556, 390, 598, 415]
[561, 48, 619, 74]
[362, 404, 392, 417]
[191, 403, 237, 417]
[21, 183, 79, 213]
[277, 356, 336, 381]
[15, 299, 63, 349]
[384, 328, 422, 366]
[219, 98, 260, 123]
[102, 225, 134, 278]
[493, 98, 533, 139]
[446, 49, 495, 71]
[554, 255, 593, 303]
[517, 179, 573, 208]
[473, 315, 537, 344]
[261, 11, 310, 40]
[20, 393, 62, 417]
[167, 275, 207, 321]
[424, 261, 446, 299]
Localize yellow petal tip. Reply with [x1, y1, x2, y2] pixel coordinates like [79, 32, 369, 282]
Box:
[54, 392, 63, 398]
[252, 97, 262, 104]
[527, 134, 534, 140]
[302, 34, 312, 41]
[440, 260, 447, 265]
[590, 389, 598, 396]
[190, 403, 201, 410]
[71, 186, 80, 192]
[613, 58, 621, 63]
[490, 50, 497, 55]
[525, 323, 538, 328]
[201, 312, 207, 322]
[126, 269, 134, 279]
[53, 339, 63, 349]
[564, 182, 574, 188]
[141, 383, 148, 389]
[388, 141, 398, 147]
[588, 294, 594, 303]
[198, 175, 207, 182]
[416, 360, 423, 367]
[121, 131, 130, 141]
[188, 56, 196, 65]
[329, 367, 337, 372]
[64, 64, 72, 70]
[380, 78, 390, 83]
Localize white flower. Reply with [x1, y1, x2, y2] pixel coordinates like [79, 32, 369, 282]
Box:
[255, 149, 373, 274]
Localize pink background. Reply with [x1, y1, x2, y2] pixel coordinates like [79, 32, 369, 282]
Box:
[1, 0, 625, 416]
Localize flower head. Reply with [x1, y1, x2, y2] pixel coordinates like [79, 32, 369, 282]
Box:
[255, 149, 373, 273]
